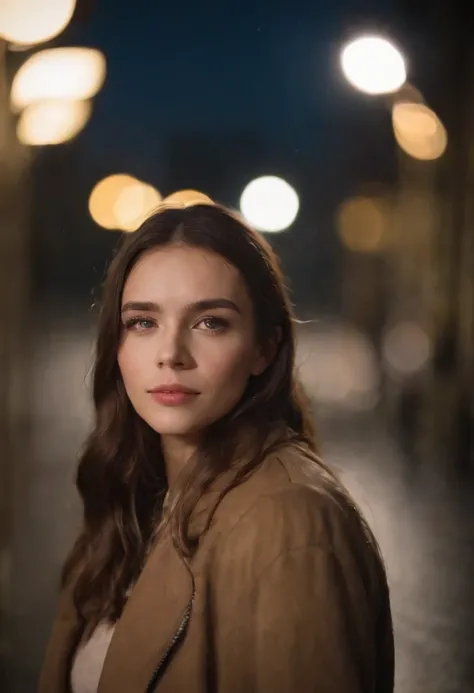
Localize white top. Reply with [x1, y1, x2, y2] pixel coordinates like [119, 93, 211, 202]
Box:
[70, 622, 116, 693]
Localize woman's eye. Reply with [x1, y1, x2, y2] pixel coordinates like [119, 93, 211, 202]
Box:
[197, 317, 228, 332]
[124, 317, 155, 332]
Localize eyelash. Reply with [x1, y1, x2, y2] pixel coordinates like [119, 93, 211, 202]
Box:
[123, 316, 155, 331]
[123, 316, 229, 334]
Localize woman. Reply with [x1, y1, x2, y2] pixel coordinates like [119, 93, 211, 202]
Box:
[39, 202, 394, 693]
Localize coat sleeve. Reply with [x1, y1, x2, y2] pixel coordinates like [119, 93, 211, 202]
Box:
[209, 491, 391, 693]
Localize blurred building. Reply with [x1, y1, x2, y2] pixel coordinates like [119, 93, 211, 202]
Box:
[0, 37, 32, 685]
[390, 0, 474, 469]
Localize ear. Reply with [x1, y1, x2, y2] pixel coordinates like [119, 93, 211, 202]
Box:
[250, 326, 282, 376]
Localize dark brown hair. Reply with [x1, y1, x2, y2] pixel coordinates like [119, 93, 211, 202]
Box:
[63, 203, 323, 633]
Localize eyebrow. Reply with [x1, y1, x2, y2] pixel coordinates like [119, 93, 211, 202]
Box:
[121, 298, 242, 315]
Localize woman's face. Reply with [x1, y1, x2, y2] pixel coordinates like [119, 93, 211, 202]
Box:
[118, 244, 268, 440]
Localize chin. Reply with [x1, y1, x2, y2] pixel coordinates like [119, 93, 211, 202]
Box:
[144, 412, 206, 437]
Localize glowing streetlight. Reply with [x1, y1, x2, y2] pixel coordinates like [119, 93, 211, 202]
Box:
[296, 323, 380, 411]
[337, 196, 391, 253]
[114, 182, 162, 232]
[0, 0, 76, 46]
[11, 47, 106, 112]
[392, 102, 447, 161]
[240, 176, 299, 233]
[382, 322, 431, 377]
[17, 99, 91, 146]
[341, 35, 406, 95]
[89, 175, 161, 231]
[89, 175, 136, 230]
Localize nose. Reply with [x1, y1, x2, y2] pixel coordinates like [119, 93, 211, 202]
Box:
[155, 325, 192, 369]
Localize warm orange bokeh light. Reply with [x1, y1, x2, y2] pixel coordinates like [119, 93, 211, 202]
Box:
[392, 102, 447, 161]
[17, 99, 92, 145]
[89, 175, 162, 231]
[337, 196, 391, 253]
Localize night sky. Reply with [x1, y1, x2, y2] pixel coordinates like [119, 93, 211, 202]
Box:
[58, 0, 398, 177]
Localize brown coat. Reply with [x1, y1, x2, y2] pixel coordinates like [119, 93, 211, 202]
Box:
[39, 444, 394, 693]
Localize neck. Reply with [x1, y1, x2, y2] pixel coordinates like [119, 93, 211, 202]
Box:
[160, 434, 199, 488]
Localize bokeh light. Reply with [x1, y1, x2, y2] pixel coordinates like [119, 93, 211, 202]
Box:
[337, 196, 391, 252]
[114, 182, 162, 232]
[240, 175, 299, 232]
[89, 175, 136, 230]
[89, 175, 161, 231]
[296, 322, 380, 411]
[0, 0, 76, 46]
[17, 99, 92, 146]
[392, 102, 448, 160]
[382, 322, 432, 378]
[11, 47, 106, 112]
[341, 35, 406, 95]
[161, 189, 214, 208]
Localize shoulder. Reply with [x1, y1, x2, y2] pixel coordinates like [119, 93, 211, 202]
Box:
[202, 443, 387, 608]
[211, 443, 377, 564]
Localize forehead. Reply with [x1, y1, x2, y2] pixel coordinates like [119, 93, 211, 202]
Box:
[122, 244, 249, 304]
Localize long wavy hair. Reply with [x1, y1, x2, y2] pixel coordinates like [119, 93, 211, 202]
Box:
[63, 203, 327, 634]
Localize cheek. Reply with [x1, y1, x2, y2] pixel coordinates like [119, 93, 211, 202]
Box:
[203, 339, 255, 385]
[117, 342, 146, 389]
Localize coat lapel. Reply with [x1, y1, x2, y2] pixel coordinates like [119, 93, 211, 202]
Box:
[97, 528, 193, 693]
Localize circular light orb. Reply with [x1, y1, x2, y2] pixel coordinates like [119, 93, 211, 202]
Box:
[89, 175, 137, 230]
[392, 102, 447, 160]
[89, 175, 161, 231]
[114, 182, 162, 232]
[337, 196, 391, 253]
[240, 176, 299, 233]
[296, 323, 380, 411]
[11, 47, 106, 112]
[161, 189, 214, 208]
[0, 0, 76, 46]
[341, 35, 406, 95]
[382, 321, 431, 377]
[17, 99, 91, 146]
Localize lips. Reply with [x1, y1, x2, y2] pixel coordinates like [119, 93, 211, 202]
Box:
[149, 387, 199, 407]
[149, 385, 199, 394]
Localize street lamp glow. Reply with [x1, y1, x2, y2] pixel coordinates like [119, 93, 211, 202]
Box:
[89, 175, 137, 230]
[382, 322, 431, 377]
[17, 99, 91, 146]
[114, 182, 162, 232]
[89, 175, 162, 231]
[337, 196, 391, 253]
[11, 47, 106, 112]
[0, 0, 76, 46]
[240, 176, 299, 233]
[392, 102, 447, 160]
[341, 35, 406, 95]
